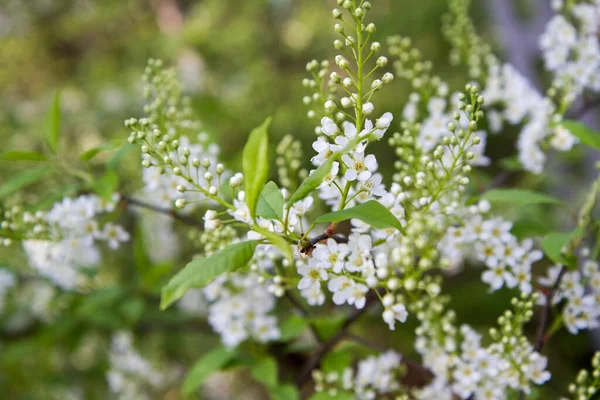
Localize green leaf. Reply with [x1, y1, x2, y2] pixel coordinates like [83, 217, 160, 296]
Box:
[243, 117, 271, 218]
[0, 151, 47, 162]
[182, 346, 237, 396]
[310, 314, 346, 341]
[45, 92, 61, 153]
[309, 392, 355, 400]
[511, 218, 554, 240]
[0, 166, 54, 199]
[314, 200, 406, 234]
[256, 181, 284, 220]
[287, 157, 334, 206]
[279, 314, 308, 342]
[161, 240, 258, 309]
[321, 350, 352, 374]
[107, 143, 136, 169]
[482, 189, 562, 206]
[252, 226, 293, 263]
[80, 139, 122, 162]
[500, 156, 523, 171]
[541, 228, 582, 269]
[270, 384, 300, 400]
[90, 170, 119, 201]
[558, 120, 600, 150]
[119, 298, 145, 323]
[250, 356, 278, 389]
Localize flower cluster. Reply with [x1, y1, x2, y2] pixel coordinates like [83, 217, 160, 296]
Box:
[438, 201, 543, 293]
[541, 1, 600, 96]
[565, 351, 600, 399]
[313, 350, 405, 400]
[538, 260, 600, 335]
[106, 332, 165, 400]
[202, 271, 280, 348]
[20, 194, 128, 289]
[441, 0, 593, 174]
[126, 59, 230, 211]
[413, 294, 550, 399]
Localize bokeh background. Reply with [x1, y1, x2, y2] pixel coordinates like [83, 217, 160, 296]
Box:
[0, 0, 597, 398]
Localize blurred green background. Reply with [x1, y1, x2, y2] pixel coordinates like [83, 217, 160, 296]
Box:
[0, 0, 596, 398]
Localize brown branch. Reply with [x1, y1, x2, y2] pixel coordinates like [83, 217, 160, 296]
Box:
[295, 289, 381, 387]
[120, 195, 204, 229]
[534, 265, 567, 352]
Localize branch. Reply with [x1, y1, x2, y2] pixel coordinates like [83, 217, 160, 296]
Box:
[120, 195, 204, 229]
[295, 289, 381, 387]
[534, 265, 567, 352]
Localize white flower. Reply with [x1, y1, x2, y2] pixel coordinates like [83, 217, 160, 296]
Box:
[342, 152, 378, 182]
[313, 238, 349, 273]
[102, 223, 130, 249]
[551, 125, 578, 151]
[311, 137, 334, 166]
[373, 112, 393, 138]
[382, 303, 408, 330]
[320, 117, 339, 136]
[328, 276, 354, 305]
[301, 284, 325, 306]
[297, 261, 328, 290]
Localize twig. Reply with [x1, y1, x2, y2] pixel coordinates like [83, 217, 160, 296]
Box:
[295, 289, 380, 387]
[120, 195, 204, 229]
[534, 265, 567, 352]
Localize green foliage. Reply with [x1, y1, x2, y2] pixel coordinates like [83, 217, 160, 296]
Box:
[559, 120, 600, 150]
[541, 228, 582, 269]
[252, 225, 293, 263]
[160, 240, 259, 309]
[309, 391, 355, 400]
[183, 346, 238, 396]
[278, 314, 309, 341]
[45, 93, 61, 154]
[287, 157, 335, 206]
[321, 349, 352, 374]
[90, 170, 119, 201]
[0, 151, 47, 162]
[315, 200, 406, 234]
[243, 117, 272, 218]
[0, 166, 54, 199]
[482, 189, 562, 206]
[256, 181, 285, 220]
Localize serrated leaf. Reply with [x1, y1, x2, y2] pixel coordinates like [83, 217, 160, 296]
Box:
[558, 120, 600, 150]
[482, 189, 562, 206]
[0, 151, 47, 162]
[270, 384, 299, 400]
[314, 200, 406, 234]
[279, 314, 308, 342]
[0, 166, 54, 199]
[243, 117, 271, 218]
[91, 170, 119, 201]
[256, 181, 284, 220]
[252, 225, 293, 263]
[182, 346, 237, 396]
[287, 157, 334, 206]
[161, 241, 258, 309]
[251, 356, 278, 389]
[45, 92, 61, 153]
[541, 228, 582, 269]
